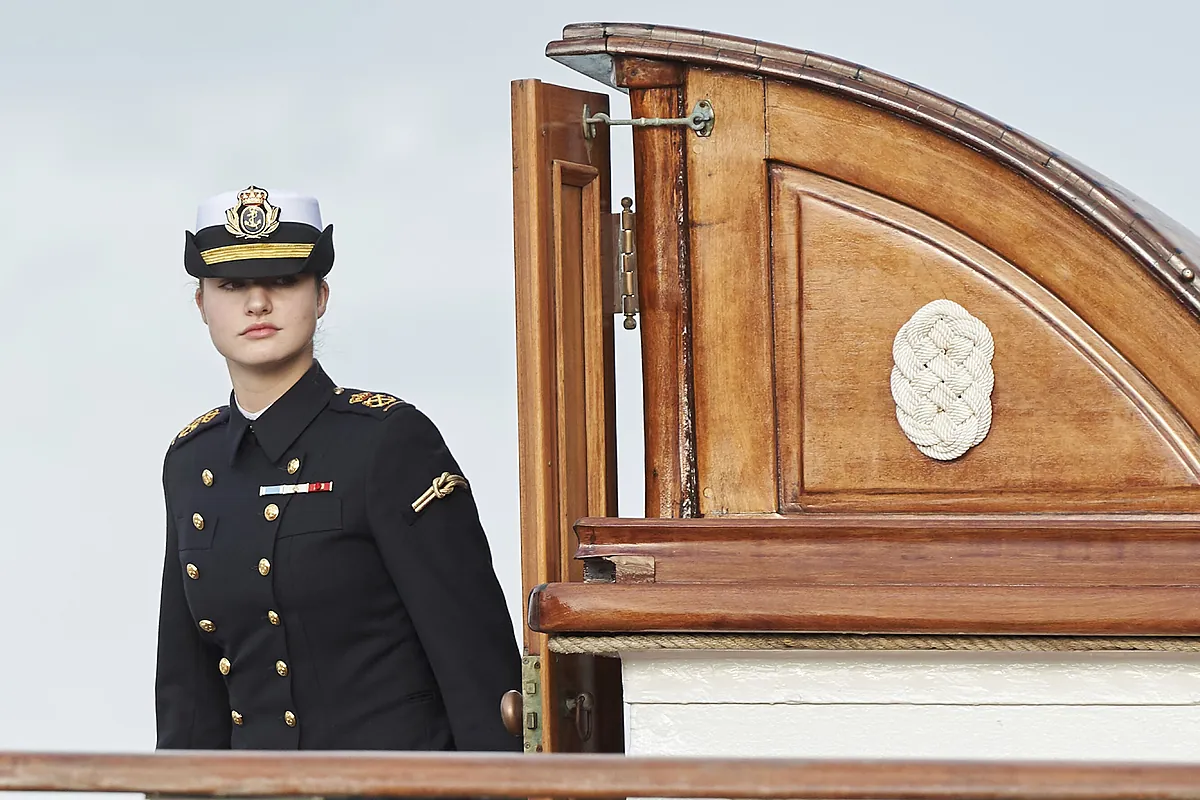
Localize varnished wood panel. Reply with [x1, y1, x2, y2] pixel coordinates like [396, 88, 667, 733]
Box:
[769, 167, 1199, 506]
[685, 69, 776, 515]
[572, 515, 1200, 587]
[529, 582, 1200, 636]
[11, 750, 1200, 800]
[629, 85, 697, 518]
[765, 80, 1200, 446]
[510, 79, 621, 754]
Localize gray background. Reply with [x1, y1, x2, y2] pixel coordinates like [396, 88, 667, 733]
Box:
[1, 0, 1197, 770]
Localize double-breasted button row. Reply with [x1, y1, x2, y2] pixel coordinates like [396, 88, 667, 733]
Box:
[218, 657, 287, 678]
[228, 709, 295, 727]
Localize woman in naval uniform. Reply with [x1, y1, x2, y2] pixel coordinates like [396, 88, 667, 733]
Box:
[155, 185, 521, 753]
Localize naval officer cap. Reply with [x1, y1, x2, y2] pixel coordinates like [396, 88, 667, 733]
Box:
[184, 185, 334, 279]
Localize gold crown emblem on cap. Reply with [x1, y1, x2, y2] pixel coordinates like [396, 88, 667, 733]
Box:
[225, 184, 280, 239]
[238, 186, 268, 206]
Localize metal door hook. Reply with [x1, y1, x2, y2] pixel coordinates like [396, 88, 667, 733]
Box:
[584, 100, 715, 140]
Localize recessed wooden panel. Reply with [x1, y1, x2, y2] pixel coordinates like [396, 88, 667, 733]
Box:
[765, 79, 1200, 448]
[770, 166, 1199, 507]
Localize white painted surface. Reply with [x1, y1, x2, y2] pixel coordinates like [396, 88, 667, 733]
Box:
[620, 649, 1200, 762]
[626, 703, 1200, 761]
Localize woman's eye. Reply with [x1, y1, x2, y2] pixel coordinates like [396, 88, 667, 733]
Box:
[219, 281, 243, 291]
[274, 276, 298, 287]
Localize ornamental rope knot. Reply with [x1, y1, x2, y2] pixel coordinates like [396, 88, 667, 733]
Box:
[889, 298, 995, 461]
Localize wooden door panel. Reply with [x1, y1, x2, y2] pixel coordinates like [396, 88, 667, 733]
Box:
[510, 79, 621, 753]
[771, 166, 1200, 511]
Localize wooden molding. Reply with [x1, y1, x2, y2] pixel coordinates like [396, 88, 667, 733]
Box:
[521, 514, 1200, 636]
[529, 582, 1200, 636]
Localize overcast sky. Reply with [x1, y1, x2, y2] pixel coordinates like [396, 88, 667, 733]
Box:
[3, 0, 1200, 784]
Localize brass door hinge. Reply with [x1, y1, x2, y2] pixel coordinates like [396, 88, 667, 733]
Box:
[605, 197, 638, 328]
[521, 655, 543, 753]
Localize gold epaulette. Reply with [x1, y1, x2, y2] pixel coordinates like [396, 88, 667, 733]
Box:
[173, 406, 226, 445]
[334, 387, 405, 413]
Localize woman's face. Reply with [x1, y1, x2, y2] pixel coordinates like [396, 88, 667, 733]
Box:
[196, 274, 328, 371]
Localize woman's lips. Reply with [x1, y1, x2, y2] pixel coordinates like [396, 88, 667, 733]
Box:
[241, 324, 279, 339]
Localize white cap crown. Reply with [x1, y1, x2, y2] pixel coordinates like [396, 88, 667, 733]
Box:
[195, 187, 323, 231]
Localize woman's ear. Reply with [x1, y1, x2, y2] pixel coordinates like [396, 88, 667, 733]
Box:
[195, 283, 208, 324]
[316, 279, 330, 319]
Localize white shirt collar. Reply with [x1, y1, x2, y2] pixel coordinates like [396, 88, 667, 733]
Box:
[235, 396, 273, 421]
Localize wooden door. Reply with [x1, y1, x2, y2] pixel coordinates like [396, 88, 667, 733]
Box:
[510, 78, 623, 753]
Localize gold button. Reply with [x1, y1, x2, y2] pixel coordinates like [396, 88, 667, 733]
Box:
[258, 558, 271, 576]
[192, 513, 204, 530]
[198, 619, 215, 633]
[275, 660, 289, 677]
[219, 657, 231, 676]
[284, 710, 296, 727]
[333, 387, 344, 395]
[268, 610, 280, 626]
[231, 710, 243, 726]
[186, 563, 199, 580]
[264, 503, 279, 521]
[287, 458, 300, 474]
[201, 469, 214, 487]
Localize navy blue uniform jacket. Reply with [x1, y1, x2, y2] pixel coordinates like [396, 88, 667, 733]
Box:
[154, 361, 521, 751]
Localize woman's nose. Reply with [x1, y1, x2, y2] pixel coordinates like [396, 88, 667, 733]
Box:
[245, 285, 271, 314]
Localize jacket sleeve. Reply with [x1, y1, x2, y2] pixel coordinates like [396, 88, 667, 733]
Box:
[365, 406, 522, 752]
[154, 454, 232, 749]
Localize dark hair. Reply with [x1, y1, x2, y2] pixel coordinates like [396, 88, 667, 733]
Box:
[194, 276, 328, 296]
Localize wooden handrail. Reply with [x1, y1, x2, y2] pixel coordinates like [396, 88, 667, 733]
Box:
[3, 752, 1200, 798]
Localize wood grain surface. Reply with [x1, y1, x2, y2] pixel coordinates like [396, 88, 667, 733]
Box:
[530, 582, 1200, 636]
[685, 69, 776, 515]
[7, 751, 1200, 799]
[628, 83, 697, 518]
[770, 166, 1200, 507]
[573, 514, 1200, 586]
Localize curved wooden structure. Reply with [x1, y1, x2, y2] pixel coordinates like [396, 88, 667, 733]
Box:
[510, 22, 1200, 757]
[546, 22, 1200, 517]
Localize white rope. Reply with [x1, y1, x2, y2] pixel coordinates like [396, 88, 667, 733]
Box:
[890, 299, 995, 461]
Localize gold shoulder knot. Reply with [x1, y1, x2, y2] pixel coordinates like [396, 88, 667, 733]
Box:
[412, 472, 470, 514]
[348, 391, 403, 412]
[174, 407, 223, 443]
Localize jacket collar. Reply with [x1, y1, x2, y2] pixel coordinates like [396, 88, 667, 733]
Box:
[226, 360, 335, 465]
